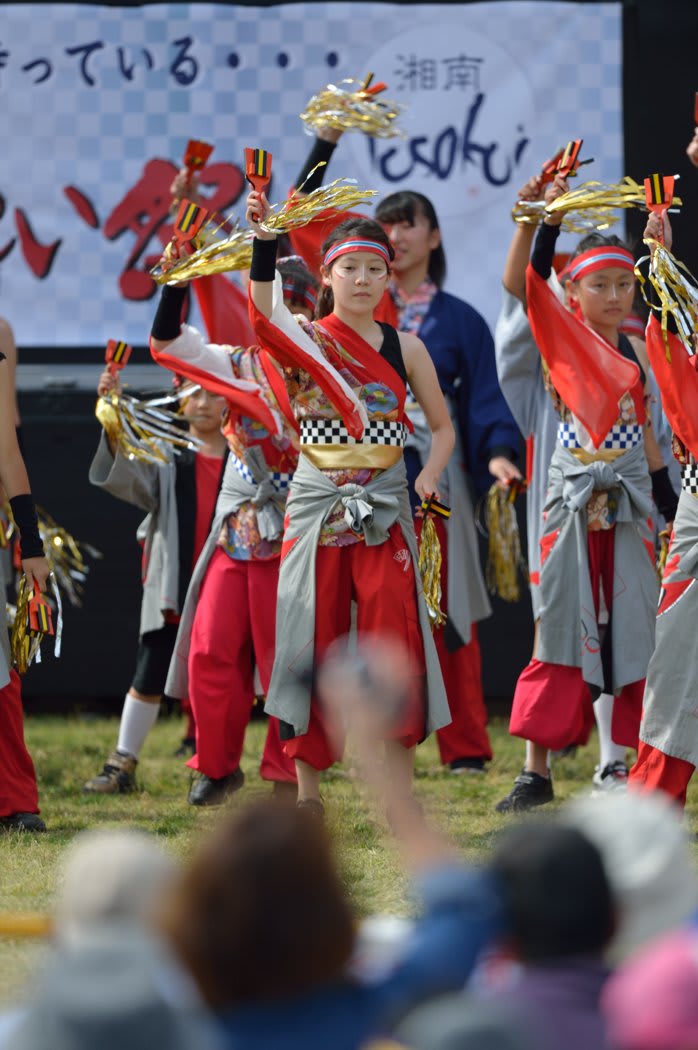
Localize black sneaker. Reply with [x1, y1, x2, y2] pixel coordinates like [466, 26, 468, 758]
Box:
[188, 768, 245, 807]
[173, 736, 196, 758]
[83, 751, 137, 795]
[449, 757, 487, 775]
[0, 812, 47, 832]
[495, 770, 554, 813]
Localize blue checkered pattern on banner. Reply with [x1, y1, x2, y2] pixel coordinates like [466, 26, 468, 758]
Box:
[557, 420, 644, 451]
[2, 2, 622, 346]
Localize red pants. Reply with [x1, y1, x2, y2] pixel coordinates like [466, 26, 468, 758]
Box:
[630, 741, 695, 809]
[286, 525, 427, 770]
[187, 549, 296, 783]
[415, 518, 491, 762]
[510, 528, 643, 751]
[0, 670, 39, 817]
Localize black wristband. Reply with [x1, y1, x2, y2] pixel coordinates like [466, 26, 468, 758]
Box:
[294, 137, 337, 193]
[651, 466, 679, 521]
[151, 284, 188, 342]
[9, 494, 44, 560]
[530, 222, 561, 281]
[250, 237, 278, 283]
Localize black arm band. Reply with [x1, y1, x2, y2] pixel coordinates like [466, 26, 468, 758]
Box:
[487, 445, 518, 464]
[530, 222, 561, 281]
[651, 466, 679, 521]
[151, 284, 188, 342]
[250, 237, 279, 283]
[9, 494, 44, 560]
[294, 137, 337, 193]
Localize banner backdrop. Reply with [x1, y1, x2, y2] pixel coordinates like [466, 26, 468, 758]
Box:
[1, 2, 621, 347]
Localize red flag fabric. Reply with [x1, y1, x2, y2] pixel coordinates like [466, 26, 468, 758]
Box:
[645, 313, 698, 460]
[192, 273, 255, 347]
[525, 264, 645, 448]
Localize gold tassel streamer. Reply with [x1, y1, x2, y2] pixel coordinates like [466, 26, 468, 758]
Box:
[545, 175, 682, 221]
[10, 577, 44, 675]
[0, 501, 15, 549]
[36, 507, 101, 608]
[417, 515, 447, 629]
[300, 77, 405, 139]
[95, 391, 201, 466]
[150, 222, 253, 285]
[482, 484, 528, 603]
[512, 198, 619, 234]
[635, 240, 698, 360]
[656, 528, 671, 582]
[258, 176, 377, 235]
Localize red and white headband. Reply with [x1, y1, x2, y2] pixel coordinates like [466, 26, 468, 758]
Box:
[323, 239, 391, 269]
[568, 247, 635, 282]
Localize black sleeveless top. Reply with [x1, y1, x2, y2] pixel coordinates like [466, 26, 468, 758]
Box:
[377, 322, 407, 385]
[618, 332, 646, 388]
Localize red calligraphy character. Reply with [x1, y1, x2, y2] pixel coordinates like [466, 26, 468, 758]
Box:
[103, 157, 246, 302]
[14, 208, 61, 278]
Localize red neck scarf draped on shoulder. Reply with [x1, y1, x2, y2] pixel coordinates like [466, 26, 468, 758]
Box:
[316, 312, 408, 421]
[526, 265, 646, 449]
[645, 313, 698, 460]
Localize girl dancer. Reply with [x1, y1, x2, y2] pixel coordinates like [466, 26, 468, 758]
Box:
[246, 189, 454, 811]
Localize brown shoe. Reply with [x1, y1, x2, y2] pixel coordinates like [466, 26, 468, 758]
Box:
[83, 751, 138, 795]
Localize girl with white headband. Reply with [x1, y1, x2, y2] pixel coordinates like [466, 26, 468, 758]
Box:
[246, 193, 455, 813]
[497, 173, 677, 814]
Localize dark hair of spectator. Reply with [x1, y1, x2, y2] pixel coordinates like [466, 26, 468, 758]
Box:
[375, 191, 447, 288]
[160, 800, 356, 1009]
[316, 217, 395, 319]
[277, 257, 319, 314]
[489, 823, 616, 963]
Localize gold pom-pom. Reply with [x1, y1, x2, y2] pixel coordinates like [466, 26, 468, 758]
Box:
[635, 240, 698, 360]
[418, 515, 447, 629]
[95, 390, 201, 466]
[300, 75, 405, 139]
[481, 483, 528, 603]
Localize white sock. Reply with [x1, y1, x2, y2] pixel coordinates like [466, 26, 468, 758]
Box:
[117, 693, 160, 759]
[594, 692, 626, 769]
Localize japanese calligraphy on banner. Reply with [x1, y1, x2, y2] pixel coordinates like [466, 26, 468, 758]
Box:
[1, 2, 621, 347]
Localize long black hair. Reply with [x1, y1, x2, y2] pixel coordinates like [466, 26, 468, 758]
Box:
[375, 190, 446, 288]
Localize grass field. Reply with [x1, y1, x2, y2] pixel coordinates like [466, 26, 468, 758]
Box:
[1, 713, 696, 1007]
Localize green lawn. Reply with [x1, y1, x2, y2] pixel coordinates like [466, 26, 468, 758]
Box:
[1, 713, 696, 1006]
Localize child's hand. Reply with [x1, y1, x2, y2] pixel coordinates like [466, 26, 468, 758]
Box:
[543, 173, 569, 226]
[170, 167, 202, 207]
[488, 455, 522, 491]
[246, 190, 276, 240]
[643, 212, 672, 251]
[97, 368, 121, 398]
[686, 128, 698, 168]
[414, 472, 442, 503]
[517, 173, 544, 203]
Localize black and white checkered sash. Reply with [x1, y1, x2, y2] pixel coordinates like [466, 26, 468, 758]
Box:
[299, 417, 408, 447]
[681, 457, 698, 496]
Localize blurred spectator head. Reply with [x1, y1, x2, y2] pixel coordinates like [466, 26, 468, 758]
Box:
[11, 931, 220, 1050]
[563, 792, 698, 962]
[161, 799, 355, 1008]
[602, 929, 698, 1050]
[394, 993, 538, 1050]
[489, 821, 615, 963]
[54, 828, 177, 948]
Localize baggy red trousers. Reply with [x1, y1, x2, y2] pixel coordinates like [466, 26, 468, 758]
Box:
[285, 525, 427, 770]
[0, 670, 39, 817]
[630, 741, 695, 809]
[510, 528, 644, 751]
[187, 549, 296, 783]
[413, 517, 492, 763]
